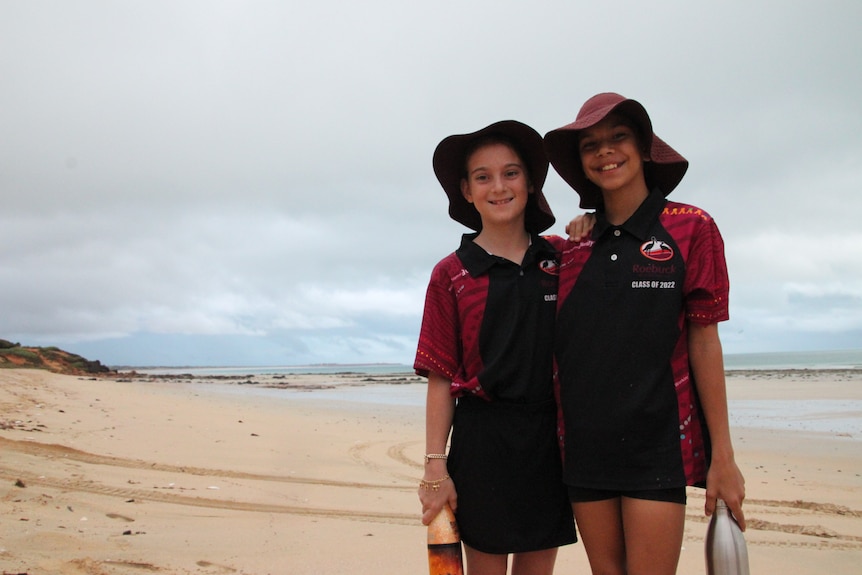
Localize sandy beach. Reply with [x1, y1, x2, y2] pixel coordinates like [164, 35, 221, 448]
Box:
[1, 368, 860, 575]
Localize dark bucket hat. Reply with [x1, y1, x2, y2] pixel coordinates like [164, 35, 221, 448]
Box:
[543, 93, 688, 209]
[433, 120, 555, 233]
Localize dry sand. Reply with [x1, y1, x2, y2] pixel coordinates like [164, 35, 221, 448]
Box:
[1, 368, 860, 574]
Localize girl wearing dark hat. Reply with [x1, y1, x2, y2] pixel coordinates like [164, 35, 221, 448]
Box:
[545, 93, 746, 575]
[414, 120, 579, 574]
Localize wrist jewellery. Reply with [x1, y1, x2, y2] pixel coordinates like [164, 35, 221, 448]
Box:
[420, 474, 450, 492]
[424, 453, 448, 465]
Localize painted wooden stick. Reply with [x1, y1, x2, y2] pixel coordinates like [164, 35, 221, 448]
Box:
[427, 504, 463, 575]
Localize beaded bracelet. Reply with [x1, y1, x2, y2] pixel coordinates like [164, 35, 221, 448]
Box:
[424, 453, 448, 465]
[419, 474, 450, 492]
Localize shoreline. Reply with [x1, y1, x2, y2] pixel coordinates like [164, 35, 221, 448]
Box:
[106, 368, 862, 438]
[8, 367, 860, 436]
[1, 368, 861, 574]
[95, 365, 862, 388]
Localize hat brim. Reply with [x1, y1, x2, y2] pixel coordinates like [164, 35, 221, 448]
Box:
[433, 120, 555, 233]
[544, 94, 688, 209]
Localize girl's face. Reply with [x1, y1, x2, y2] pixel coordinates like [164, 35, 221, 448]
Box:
[578, 114, 648, 196]
[460, 142, 532, 230]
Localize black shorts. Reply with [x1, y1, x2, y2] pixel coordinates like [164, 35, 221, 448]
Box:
[567, 486, 687, 505]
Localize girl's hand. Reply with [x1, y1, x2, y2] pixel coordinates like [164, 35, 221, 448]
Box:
[566, 212, 596, 242]
[705, 458, 746, 530]
[418, 470, 457, 525]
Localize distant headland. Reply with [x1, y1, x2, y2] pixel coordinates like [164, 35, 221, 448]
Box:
[0, 339, 112, 375]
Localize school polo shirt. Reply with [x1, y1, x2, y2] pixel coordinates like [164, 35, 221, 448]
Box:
[415, 233, 564, 402]
[555, 189, 729, 490]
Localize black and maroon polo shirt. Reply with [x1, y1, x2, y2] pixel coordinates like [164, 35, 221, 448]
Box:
[555, 189, 729, 490]
[415, 233, 565, 402]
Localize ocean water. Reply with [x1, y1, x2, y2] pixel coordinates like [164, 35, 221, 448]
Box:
[723, 349, 862, 370]
[187, 377, 861, 439]
[722, 349, 862, 439]
[136, 349, 862, 376]
[138, 363, 415, 377]
[135, 350, 862, 438]
[729, 399, 862, 437]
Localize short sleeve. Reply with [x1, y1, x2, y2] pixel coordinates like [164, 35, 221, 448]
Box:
[684, 218, 729, 324]
[414, 258, 461, 379]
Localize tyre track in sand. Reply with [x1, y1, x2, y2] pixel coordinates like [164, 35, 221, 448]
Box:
[682, 492, 862, 549]
[348, 439, 423, 482]
[0, 436, 417, 525]
[0, 436, 411, 490]
[3, 435, 860, 547]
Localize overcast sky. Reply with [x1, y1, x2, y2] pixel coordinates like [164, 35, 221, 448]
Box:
[2, 1, 860, 367]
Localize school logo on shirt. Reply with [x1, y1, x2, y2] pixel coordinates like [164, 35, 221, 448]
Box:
[538, 258, 560, 275]
[640, 237, 674, 262]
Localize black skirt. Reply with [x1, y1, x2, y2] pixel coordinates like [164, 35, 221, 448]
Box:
[448, 396, 576, 554]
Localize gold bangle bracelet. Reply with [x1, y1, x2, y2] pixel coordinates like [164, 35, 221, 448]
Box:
[419, 474, 450, 492]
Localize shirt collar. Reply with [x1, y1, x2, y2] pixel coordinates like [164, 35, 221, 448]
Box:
[593, 188, 667, 241]
[456, 232, 556, 276]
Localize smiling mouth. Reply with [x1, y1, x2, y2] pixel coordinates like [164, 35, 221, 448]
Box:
[599, 163, 620, 172]
[489, 198, 514, 205]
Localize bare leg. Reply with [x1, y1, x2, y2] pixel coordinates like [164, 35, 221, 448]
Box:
[620, 498, 685, 575]
[464, 544, 508, 575]
[511, 547, 558, 575]
[572, 499, 626, 575]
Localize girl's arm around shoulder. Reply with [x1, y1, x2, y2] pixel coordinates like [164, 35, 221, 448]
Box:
[688, 322, 747, 530]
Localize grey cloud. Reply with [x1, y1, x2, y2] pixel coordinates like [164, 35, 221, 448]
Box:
[3, 0, 861, 365]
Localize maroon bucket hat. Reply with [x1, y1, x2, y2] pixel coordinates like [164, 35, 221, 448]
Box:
[543, 93, 688, 209]
[433, 120, 555, 233]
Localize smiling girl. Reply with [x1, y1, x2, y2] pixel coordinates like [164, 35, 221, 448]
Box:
[544, 93, 746, 575]
[414, 120, 578, 575]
